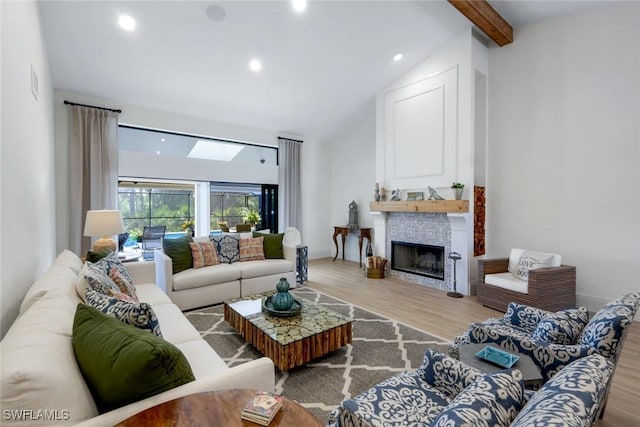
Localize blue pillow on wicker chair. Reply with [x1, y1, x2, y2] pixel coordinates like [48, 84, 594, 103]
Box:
[531, 307, 589, 345]
[432, 370, 525, 427]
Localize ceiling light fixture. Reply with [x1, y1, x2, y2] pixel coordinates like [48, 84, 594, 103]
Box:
[393, 53, 403, 62]
[118, 15, 136, 31]
[249, 59, 262, 72]
[292, 0, 307, 13]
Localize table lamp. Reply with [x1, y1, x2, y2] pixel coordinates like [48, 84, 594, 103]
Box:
[84, 210, 125, 252]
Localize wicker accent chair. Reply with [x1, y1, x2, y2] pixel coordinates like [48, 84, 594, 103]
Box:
[477, 249, 576, 312]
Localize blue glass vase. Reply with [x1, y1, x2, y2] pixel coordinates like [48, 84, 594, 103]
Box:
[271, 278, 294, 311]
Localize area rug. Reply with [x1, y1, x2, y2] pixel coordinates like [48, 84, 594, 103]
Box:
[185, 287, 452, 423]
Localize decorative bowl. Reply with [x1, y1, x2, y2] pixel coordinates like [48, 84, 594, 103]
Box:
[262, 296, 303, 317]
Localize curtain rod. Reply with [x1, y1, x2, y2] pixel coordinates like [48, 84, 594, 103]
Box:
[278, 136, 303, 143]
[64, 100, 122, 114]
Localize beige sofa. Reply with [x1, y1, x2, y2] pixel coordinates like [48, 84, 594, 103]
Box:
[154, 236, 297, 311]
[0, 250, 275, 426]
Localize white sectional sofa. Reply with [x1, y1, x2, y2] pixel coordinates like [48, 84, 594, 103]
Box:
[0, 250, 275, 426]
[155, 236, 297, 311]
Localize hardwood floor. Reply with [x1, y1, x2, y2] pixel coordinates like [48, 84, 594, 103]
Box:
[306, 258, 640, 427]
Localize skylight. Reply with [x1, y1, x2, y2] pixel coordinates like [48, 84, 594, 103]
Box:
[188, 140, 243, 162]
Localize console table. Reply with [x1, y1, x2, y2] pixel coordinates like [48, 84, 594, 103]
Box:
[332, 226, 372, 267]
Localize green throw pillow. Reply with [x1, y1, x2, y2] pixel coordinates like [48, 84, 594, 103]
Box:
[163, 234, 193, 273]
[72, 304, 195, 412]
[254, 232, 284, 259]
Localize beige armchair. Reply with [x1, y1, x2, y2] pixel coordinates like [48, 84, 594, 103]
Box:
[477, 249, 576, 312]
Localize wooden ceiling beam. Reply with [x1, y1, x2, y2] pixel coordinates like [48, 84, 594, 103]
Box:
[448, 0, 513, 46]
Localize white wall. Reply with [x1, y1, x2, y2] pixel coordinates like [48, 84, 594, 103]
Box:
[329, 100, 377, 262]
[487, 2, 640, 314]
[1, 1, 55, 337]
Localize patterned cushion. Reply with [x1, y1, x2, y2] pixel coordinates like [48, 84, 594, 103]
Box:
[338, 370, 450, 426]
[512, 250, 556, 281]
[531, 307, 589, 345]
[84, 268, 121, 296]
[432, 370, 525, 427]
[418, 349, 483, 398]
[578, 292, 640, 360]
[189, 241, 219, 268]
[210, 234, 240, 263]
[239, 237, 265, 262]
[502, 302, 549, 333]
[85, 289, 162, 337]
[87, 252, 138, 301]
[510, 354, 614, 427]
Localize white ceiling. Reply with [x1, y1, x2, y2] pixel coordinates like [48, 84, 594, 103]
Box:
[39, 1, 609, 142]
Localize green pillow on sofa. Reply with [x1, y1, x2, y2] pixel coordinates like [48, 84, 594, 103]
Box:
[72, 304, 194, 412]
[253, 232, 284, 259]
[163, 234, 193, 273]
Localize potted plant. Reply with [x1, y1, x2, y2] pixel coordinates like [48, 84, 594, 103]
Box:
[241, 208, 262, 227]
[451, 182, 464, 200]
[181, 220, 195, 237]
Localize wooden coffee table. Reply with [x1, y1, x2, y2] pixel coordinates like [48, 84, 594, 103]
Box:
[224, 294, 353, 371]
[116, 389, 323, 426]
[458, 343, 543, 389]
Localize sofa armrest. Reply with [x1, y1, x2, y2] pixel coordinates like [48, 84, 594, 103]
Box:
[124, 261, 156, 285]
[283, 243, 296, 264]
[478, 257, 509, 279]
[527, 265, 576, 299]
[154, 250, 173, 295]
[74, 357, 275, 427]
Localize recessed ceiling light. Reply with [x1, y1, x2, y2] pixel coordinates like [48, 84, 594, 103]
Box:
[161, 138, 166, 142]
[292, 0, 307, 13]
[393, 53, 403, 62]
[249, 59, 262, 72]
[156, 150, 160, 155]
[118, 15, 136, 31]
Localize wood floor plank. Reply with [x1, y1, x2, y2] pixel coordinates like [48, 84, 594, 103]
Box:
[306, 258, 640, 427]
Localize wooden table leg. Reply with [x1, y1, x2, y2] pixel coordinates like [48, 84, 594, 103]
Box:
[341, 232, 346, 260]
[332, 227, 341, 262]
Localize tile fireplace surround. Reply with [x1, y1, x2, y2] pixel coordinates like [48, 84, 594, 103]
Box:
[371, 211, 471, 295]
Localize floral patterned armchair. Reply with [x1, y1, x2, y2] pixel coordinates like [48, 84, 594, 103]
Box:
[449, 292, 639, 418]
[328, 349, 613, 427]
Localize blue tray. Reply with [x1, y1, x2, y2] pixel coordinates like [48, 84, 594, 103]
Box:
[475, 346, 520, 369]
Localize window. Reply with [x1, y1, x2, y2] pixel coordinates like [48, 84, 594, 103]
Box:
[118, 182, 195, 238]
[210, 183, 260, 229]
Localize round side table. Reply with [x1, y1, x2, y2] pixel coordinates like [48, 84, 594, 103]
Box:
[116, 389, 323, 427]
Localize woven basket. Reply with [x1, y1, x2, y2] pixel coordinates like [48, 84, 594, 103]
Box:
[366, 268, 385, 279]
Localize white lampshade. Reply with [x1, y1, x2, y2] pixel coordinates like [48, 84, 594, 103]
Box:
[84, 210, 125, 252]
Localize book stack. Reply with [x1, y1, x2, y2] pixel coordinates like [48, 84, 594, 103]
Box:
[241, 391, 283, 426]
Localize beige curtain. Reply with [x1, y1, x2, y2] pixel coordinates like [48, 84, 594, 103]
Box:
[278, 137, 302, 233]
[68, 105, 119, 255]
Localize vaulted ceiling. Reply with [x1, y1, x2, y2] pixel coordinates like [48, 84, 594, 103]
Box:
[39, 1, 607, 141]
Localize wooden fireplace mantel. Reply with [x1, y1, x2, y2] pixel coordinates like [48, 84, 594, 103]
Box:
[369, 200, 469, 213]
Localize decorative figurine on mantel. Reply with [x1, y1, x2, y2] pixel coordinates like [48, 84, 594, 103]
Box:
[380, 187, 387, 201]
[347, 200, 359, 229]
[390, 188, 401, 201]
[374, 182, 381, 202]
[427, 186, 445, 200]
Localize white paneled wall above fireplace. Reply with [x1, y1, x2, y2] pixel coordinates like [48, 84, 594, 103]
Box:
[383, 66, 458, 190]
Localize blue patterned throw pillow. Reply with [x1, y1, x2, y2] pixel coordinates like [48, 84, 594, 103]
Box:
[418, 349, 483, 398]
[85, 289, 162, 337]
[531, 307, 589, 345]
[578, 292, 640, 360]
[432, 370, 525, 427]
[210, 234, 240, 264]
[502, 302, 550, 333]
